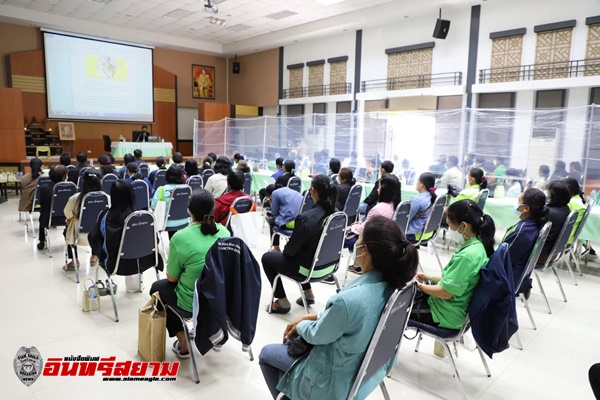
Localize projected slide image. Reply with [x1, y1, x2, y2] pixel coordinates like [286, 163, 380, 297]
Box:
[85, 55, 128, 80]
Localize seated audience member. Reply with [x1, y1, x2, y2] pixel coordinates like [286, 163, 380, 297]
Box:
[213, 169, 255, 226]
[124, 162, 153, 193]
[237, 160, 250, 174]
[266, 183, 303, 252]
[184, 159, 199, 177]
[37, 166, 68, 250]
[549, 160, 568, 182]
[18, 158, 43, 214]
[567, 161, 583, 183]
[461, 153, 474, 174]
[311, 151, 328, 175]
[537, 180, 572, 265]
[505, 168, 523, 198]
[359, 160, 394, 215]
[100, 164, 117, 176]
[204, 156, 232, 198]
[68, 152, 89, 183]
[199, 156, 213, 175]
[454, 168, 487, 202]
[399, 159, 416, 185]
[342, 150, 363, 171]
[97, 154, 110, 166]
[89, 180, 163, 276]
[502, 188, 548, 297]
[118, 154, 135, 179]
[63, 170, 102, 270]
[233, 153, 244, 166]
[149, 189, 230, 358]
[407, 172, 437, 242]
[488, 156, 507, 185]
[151, 165, 187, 238]
[412, 199, 495, 329]
[440, 155, 464, 189]
[275, 160, 297, 188]
[532, 165, 550, 190]
[59, 153, 71, 168]
[261, 175, 338, 313]
[259, 157, 284, 205]
[133, 149, 144, 165]
[171, 152, 184, 167]
[149, 156, 167, 185]
[259, 216, 418, 400]
[335, 167, 356, 210]
[474, 156, 486, 173]
[207, 152, 217, 165]
[329, 158, 341, 181]
[564, 177, 586, 245]
[347, 174, 400, 274]
[429, 154, 447, 179]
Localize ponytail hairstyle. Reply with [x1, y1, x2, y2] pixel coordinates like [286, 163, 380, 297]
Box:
[361, 216, 418, 289]
[311, 174, 338, 216]
[202, 156, 213, 170]
[469, 168, 488, 190]
[563, 177, 585, 204]
[30, 158, 43, 180]
[418, 172, 437, 206]
[378, 174, 401, 209]
[283, 159, 296, 176]
[188, 189, 218, 235]
[546, 180, 571, 207]
[447, 199, 496, 257]
[522, 188, 549, 228]
[74, 170, 102, 216]
[338, 167, 355, 185]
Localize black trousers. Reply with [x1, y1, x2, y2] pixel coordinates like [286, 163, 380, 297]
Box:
[149, 279, 185, 337]
[409, 292, 440, 327]
[591, 364, 600, 399]
[38, 185, 52, 243]
[261, 252, 311, 299]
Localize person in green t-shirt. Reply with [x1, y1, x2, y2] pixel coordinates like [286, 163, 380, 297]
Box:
[150, 189, 230, 359]
[453, 168, 488, 203]
[411, 199, 495, 330]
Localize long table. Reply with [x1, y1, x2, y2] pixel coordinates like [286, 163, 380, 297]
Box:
[111, 142, 173, 158]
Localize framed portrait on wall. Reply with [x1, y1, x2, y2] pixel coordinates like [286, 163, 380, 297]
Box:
[192, 65, 215, 99]
[58, 122, 76, 141]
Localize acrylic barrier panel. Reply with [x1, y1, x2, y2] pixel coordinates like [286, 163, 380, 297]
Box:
[192, 105, 600, 194]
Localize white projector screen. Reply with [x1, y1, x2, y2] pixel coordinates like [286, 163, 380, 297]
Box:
[43, 31, 154, 123]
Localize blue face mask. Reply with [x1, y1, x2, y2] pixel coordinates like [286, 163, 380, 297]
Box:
[513, 203, 525, 217]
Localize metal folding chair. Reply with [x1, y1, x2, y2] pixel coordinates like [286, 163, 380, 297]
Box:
[98, 211, 160, 322]
[139, 163, 150, 179]
[186, 175, 203, 192]
[28, 176, 52, 238]
[533, 210, 578, 313]
[46, 181, 78, 258]
[131, 179, 150, 210]
[342, 184, 363, 224]
[70, 191, 110, 283]
[268, 212, 348, 314]
[475, 188, 490, 211]
[393, 200, 411, 233]
[153, 169, 167, 194]
[413, 195, 448, 271]
[201, 169, 214, 184]
[561, 199, 595, 283]
[226, 196, 255, 229]
[287, 176, 302, 193]
[101, 173, 119, 195]
[159, 185, 192, 256]
[269, 190, 313, 245]
[243, 172, 252, 195]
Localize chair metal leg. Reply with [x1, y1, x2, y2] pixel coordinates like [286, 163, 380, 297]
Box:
[379, 381, 391, 400]
[432, 243, 444, 271]
[570, 247, 583, 276]
[46, 228, 53, 258]
[332, 274, 341, 291]
[182, 319, 200, 384]
[267, 275, 280, 314]
[297, 282, 310, 314]
[533, 271, 552, 314]
[522, 297, 537, 330]
[562, 254, 578, 286]
[155, 267, 160, 281]
[247, 346, 254, 361]
[476, 346, 491, 377]
[343, 249, 355, 287]
[415, 332, 423, 352]
[442, 340, 467, 400]
[107, 277, 119, 322]
[514, 331, 523, 350]
[159, 232, 168, 262]
[29, 213, 36, 238]
[73, 246, 81, 284]
[550, 265, 568, 302]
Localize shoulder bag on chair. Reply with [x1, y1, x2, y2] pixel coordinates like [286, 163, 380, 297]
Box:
[138, 292, 167, 362]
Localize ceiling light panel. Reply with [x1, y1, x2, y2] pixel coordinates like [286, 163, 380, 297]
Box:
[265, 10, 298, 20]
[226, 24, 251, 32]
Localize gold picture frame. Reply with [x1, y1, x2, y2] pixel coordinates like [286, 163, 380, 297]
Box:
[192, 65, 215, 99]
[58, 122, 76, 141]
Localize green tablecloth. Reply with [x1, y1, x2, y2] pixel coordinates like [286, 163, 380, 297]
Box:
[111, 142, 173, 158]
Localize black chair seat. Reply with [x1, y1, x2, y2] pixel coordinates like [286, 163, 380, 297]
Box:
[168, 303, 192, 319]
[407, 319, 460, 339]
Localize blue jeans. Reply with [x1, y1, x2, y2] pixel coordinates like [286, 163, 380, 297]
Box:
[344, 235, 358, 252]
[259, 343, 295, 400]
[358, 203, 368, 215]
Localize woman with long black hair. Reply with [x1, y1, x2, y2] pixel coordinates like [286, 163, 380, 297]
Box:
[18, 158, 43, 213]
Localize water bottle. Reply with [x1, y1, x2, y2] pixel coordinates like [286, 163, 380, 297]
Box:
[591, 189, 597, 206]
[88, 284, 98, 313]
[17, 171, 23, 181]
[90, 158, 94, 167]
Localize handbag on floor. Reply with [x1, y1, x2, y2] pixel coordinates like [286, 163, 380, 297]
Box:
[138, 292, 166, 362]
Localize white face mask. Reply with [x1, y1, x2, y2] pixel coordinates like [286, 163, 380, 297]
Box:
[354, 244, 366, 267]
[449, 224, 466, 245]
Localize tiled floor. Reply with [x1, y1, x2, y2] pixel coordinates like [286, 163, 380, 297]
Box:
[1, 196, 599, 400]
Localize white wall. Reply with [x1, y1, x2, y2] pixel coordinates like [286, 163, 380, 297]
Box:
[177, 107, 197, 140]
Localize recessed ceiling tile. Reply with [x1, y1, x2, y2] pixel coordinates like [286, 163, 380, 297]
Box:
[3, 0, 31, 7]
[26, 1, 53, 12]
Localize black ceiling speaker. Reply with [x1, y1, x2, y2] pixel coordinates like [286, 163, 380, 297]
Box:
[433, 9, 450, 39]
[232, 54, 240, 74]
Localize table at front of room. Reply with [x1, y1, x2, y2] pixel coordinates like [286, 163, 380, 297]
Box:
[110, 142, 173, 158]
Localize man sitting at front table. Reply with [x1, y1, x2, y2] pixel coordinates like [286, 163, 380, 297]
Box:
[265, 183, 302, 253]
[440, 155, 464, 189]
[358, 160, 394, 215]
[138, 125, 150, 142]
[133, 149, 144, 165]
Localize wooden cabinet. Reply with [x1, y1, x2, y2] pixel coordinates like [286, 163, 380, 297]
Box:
[0, 88, 26, 162]
[24, 120, 62, 157]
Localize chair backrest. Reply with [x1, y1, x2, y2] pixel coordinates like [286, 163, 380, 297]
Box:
[306, 212, 347, 277]
[393, 200, 412, 233]
[420, 195, 447, 238]
[330, 173, 339, 184]
[202, 169, 215, 183]
[347, 282, 417, 400]
[78, 191, 110, 234]
[32, 176, 52, 212]
[65, 165, 76, 171]
[153, 169, 167, 193]
[516, 222, 552, 294]
[243, 173, 252, 195]
[287, 176, 302, 192]
[475, 189, 490, 211]
[139, 163, 150, 179]
[566, 199, 595, 250]
[225, 196, 254, 228]
[166, 185, 192, 223]
[343, 184, 363, 221]
[131, 179, 150, 210]
[101, 173, 119, 195]
[186, 175, 203, 192]
[542, 210, 579, 269]
[49, 181, 77, 226]
[300, 190, 315, 213]
[113, 211, 158, 276]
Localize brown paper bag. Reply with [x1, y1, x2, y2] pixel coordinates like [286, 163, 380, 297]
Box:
[138, 292, 166, 362]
